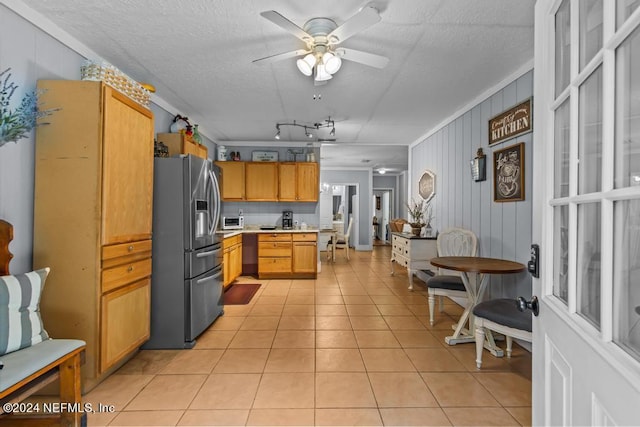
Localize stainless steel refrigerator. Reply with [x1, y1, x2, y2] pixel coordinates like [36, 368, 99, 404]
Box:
[143, 154, 223, 349]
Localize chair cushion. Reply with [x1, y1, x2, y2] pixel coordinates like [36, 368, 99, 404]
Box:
[473, 298, 532, 332]
[426, 275, 465, 291]
[0, 268, 50, 356]
[327, 239, 346, 245]
[0, 338, 85, 392]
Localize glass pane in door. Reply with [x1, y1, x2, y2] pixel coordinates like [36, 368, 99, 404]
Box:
[579, 66, 603, 194]
[556, 0, 571, 97]
[580, 0, 603, 70]
[577, 202, 601, 328]
[613, 199, 640, 361]
[553, 205, 569, 303]
[554, 100, 571, 198]
[615, 26, 640, 189]
[617, 0, 640, 29]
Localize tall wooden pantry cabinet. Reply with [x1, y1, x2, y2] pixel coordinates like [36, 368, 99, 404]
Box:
[33, 81, 154, 391]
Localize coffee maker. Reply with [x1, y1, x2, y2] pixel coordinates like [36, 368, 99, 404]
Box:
[282, 210, 293, 230]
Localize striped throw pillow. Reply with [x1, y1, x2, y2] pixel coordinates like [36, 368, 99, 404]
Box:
[0, 268, 50, 355]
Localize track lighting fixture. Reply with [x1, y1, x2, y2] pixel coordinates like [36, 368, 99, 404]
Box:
[274, 117, 336, 140]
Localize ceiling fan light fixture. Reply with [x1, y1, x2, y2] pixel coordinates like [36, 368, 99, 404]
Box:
[296, 53, 316, 76]
[323, 52, 342, 74]
[314, 63, 333, 81]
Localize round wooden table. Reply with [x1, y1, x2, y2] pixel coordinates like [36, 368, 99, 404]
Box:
[429, 256, 526, 353]
[430, 256, 526, 275]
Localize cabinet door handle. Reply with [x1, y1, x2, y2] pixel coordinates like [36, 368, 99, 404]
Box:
[127, 266, 134, 272]
[128, 245, 134, 252]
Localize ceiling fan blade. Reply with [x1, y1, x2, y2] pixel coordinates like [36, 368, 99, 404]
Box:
[335, 48, 389, 69]
[252, 49, 309, 65]
[260, 10, 313, 43]
[328, 6, 381, 45]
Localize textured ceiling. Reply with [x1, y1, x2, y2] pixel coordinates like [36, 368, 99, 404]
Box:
[20, 0, 535, 174]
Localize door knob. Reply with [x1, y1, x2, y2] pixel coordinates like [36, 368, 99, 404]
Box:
[516, 296, 539, 317]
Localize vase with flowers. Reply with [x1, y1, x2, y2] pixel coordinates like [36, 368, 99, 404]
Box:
[405, 197, 434, 236]
[0, 68, 59, 148]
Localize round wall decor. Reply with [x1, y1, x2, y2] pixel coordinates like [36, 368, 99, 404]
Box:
[418, 170, 436, 202]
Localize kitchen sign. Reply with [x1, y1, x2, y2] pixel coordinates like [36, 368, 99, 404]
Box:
[488, 98, 532, 145]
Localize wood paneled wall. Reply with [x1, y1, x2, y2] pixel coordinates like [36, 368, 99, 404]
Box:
[410, 70, 534, 299]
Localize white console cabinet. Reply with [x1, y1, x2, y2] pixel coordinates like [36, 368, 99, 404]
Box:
[390, 232, 438, 290]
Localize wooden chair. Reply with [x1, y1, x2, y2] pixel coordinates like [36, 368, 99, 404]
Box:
[0, 220, 87, 426]
[327, 217, 354, 261]
[473, 298, 533, 369]
[427, 228, 478, 326]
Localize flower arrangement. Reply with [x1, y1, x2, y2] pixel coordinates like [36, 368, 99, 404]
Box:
[0, 68, 58, 148]
[405, 197, 433, 228]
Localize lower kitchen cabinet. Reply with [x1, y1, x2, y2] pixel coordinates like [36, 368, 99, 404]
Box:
[258, 233, 292, 278]
[223, 234, 243, 286]
[101, 279, 150, 372]
[258, 232, 317, 278]
[292, 233, 317, 275]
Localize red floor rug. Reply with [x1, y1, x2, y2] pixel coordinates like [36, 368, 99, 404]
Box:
[223, 283, 261, 305]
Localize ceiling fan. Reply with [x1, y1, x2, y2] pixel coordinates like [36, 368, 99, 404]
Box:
[253, 6, 389, 85]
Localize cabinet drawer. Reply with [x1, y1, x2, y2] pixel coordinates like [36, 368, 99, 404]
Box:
[102, 257, 152, 293]
[258, 233, 292, 242]
[259, 257, 291, 273]
[100, 279, 150, 373]
[102, 240, 152, 268]
[292, 233, 317, 242]
[224, 234, 242, 248]
[259, 242, 291, 257]
[395, 256, 409, 268]
[103, 239, 152, 260]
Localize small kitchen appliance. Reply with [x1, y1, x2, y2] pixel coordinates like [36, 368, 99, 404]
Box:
[222, 216, 244, 230]
[282, 210, 293, 230]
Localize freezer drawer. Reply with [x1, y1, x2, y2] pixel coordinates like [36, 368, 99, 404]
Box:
[185, 265, 223, 342]
[185, 243, 222, 279]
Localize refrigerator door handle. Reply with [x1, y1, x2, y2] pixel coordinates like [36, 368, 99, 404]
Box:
[208, 168, 221, 234]
[196, 268, 223, 284]
[196, 250, 218, 258]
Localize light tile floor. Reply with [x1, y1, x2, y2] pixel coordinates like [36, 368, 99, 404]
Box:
[86, 246, 532, 426]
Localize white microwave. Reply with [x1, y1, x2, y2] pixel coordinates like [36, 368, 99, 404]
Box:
[222, 216, 244, 230]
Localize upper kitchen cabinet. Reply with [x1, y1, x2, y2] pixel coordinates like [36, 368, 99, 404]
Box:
[157, 132, 207, 160]
[216, 161, 318, 202]
[33, 80, 153, 391]
[245, 162, 278, 201]
[215, 161, 245, 200]
[279, 162, 319, 202]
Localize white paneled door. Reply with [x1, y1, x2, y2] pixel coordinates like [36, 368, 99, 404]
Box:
[533, 1, 640, 425]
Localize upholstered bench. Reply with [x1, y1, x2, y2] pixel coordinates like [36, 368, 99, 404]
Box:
[473, 298, 532, 369]
[0, 339, 85, 396]
[0, 220, 86, 426]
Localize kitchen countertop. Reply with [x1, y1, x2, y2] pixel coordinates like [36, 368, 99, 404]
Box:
[217, 228, 320, 238]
